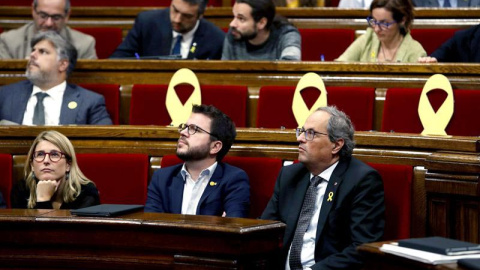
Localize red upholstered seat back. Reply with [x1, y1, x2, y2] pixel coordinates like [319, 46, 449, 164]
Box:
[299, 28, 355, 61]
[73, 27, 123, 59]
[76, 154, 149, 205]
[369, 163, 413, 240]
[160, 155, 283, 218]
[0, 154, 12, 208]
[78, 84, 120, 125]
[382, 88, 480, 136]
[257, 86, 375, 130]
[410, 29, 458, 55]
[130, 84, 248, 127]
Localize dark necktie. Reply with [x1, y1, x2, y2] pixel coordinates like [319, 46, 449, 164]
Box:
[443, 0, 451, 7]
[171, 35, 183, 56]
[289, 175, 323, 270]
[32, 92, 48, 125]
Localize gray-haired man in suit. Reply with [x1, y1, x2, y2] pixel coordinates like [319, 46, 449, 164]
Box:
[0, 31, 111, 125]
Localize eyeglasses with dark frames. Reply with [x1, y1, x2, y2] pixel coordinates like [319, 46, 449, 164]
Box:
[34, 9, 66, 22]
[33, 150, 66, 162]
[178, 123, 217, 138]
[295, 127, 328, 141]
[366, 16, 397, 30]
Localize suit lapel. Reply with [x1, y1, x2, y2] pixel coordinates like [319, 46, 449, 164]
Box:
[315, 160, 348, 241]
[197, 163, 223, 213]
[285, 171, 311, 244]
[187, 20, 204, 59]
[13, 82, 33, 124]
[171, 170, 185, 214]
[60, 84, 80, 124]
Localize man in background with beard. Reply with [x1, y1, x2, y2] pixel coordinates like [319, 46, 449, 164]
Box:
[0, 31, 111, 125]
[110, 0, 225, 59]
[222, 0, 301, 60]
[144, 105, 250, 218]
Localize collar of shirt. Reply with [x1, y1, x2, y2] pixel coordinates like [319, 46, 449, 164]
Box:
[310, 160, 339, 183]
[172, 20, 200, 59]
[180, 161, 218, 182]
[23, 81, 66, 125]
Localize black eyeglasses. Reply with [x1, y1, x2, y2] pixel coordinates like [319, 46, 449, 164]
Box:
[35, 9, 66, 21]
[366, 16, 397, 30]
[295, 127, 328, 141]
[32, 150, 66, 162]
[178, 123, 217, 138]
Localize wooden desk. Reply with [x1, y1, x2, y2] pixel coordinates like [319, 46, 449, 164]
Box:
[358, 241, 465, 270]
[0, 209, 285, 269]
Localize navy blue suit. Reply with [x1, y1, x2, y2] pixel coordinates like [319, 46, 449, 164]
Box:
[261, 157, 385, 270]
[431, 24, 480, 63]
[0, 80, 112, 125]
[145, 162, 250, 218]
[110, 9, 225, 60]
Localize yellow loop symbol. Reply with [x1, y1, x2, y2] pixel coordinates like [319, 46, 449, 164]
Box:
[418, 74, 454, 137]
[165, 68, 202, 126]
[327, 192, 334, 202]
[292, 72, 327, 127]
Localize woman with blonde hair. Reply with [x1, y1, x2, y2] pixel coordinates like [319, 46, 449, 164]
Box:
[11, 130, 99, 209]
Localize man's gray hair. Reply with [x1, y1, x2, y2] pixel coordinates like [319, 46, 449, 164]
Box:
[33, 0, 71, 14]
[317, 106, 356, 160]
[182, 0, 207, 15]
[31, 31, 78, 77]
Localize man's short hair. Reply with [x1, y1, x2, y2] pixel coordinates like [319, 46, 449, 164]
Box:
[235, 0, 275, 29]
[33, 0, 71, 14]
[182, 0, 208, 15]
[317, 106, 356, 160]
[31, 31, 78, 77]
[192, 104, 236, 162]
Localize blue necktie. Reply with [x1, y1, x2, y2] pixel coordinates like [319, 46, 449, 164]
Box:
[32, 92, 48, 125]
[172, 35, 182, 56]
[443, 0, 451, 7]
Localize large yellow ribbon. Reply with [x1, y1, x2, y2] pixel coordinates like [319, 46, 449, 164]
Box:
[165, 68, 202, 126]
[292, 72, 328, 127]
[418, 74, 454, 136]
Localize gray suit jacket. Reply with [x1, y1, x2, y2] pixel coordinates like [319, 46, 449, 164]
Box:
[0, 22, 97, 59]
[0, 80, 112, 125]
[413, 0, 480, 6]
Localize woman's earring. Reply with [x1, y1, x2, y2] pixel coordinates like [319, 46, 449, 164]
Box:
[65, 171, 70, 180]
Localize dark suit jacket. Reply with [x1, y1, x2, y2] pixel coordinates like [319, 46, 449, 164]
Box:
[0, 80, 112, 125]
[110, 9, 225, 60]
[431, 24, 480, 63]
[413, 0, 480, 6]
[144, 162, 250, 218]
[261, 157, 385, 270]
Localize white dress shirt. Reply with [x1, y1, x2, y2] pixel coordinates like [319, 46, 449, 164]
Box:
[286, 161, 339, 270]
[438, 0, 458, 7]
[172, 20, 200, 59]
[180, 162, 217, 215]
[22, 81, 66, 125]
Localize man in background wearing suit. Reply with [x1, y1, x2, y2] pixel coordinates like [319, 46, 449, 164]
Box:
[0, 31, 112, 125]
[261, 106, 385, 270]
[0, 0, 97, 59]
[145, 105, 250, 218]
[110, 0, 225, 60]
[413, 0, 480, 7]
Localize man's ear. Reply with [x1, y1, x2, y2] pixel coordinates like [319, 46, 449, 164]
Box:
[58, 59, 69, 73]
[257, 17, 268, 31]
[332, 138, 344, 155]
[210, 140, 223, 155]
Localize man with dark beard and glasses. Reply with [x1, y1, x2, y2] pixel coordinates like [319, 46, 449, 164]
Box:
[222, 0, 301, 60]
[0, 31, 111, 125]
[145, 105, 250, 217]
[110, 0, 225, 60]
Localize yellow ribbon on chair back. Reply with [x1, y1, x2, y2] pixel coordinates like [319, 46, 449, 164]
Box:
[165, 68, 202, 126]
[292, 72, 328, 127]
[418, 74, 454, 136]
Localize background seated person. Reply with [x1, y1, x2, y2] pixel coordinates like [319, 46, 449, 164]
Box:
[110, 0, 224, 60]
[0, 31, 112, 125]
[413, 0, 480, 7]
[222, 0, 301, 61]
[418, 24, 480, 63]
[261, 106, 385, 270]
[336, 0, 426, 62]
[145, 105, 250, 218]
[11, 130, 100, 209]
[273, 0, 323, 7]
[0, 0, 97, 59]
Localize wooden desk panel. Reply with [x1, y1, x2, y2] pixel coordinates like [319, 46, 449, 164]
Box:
[0, 209, 285, 269]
